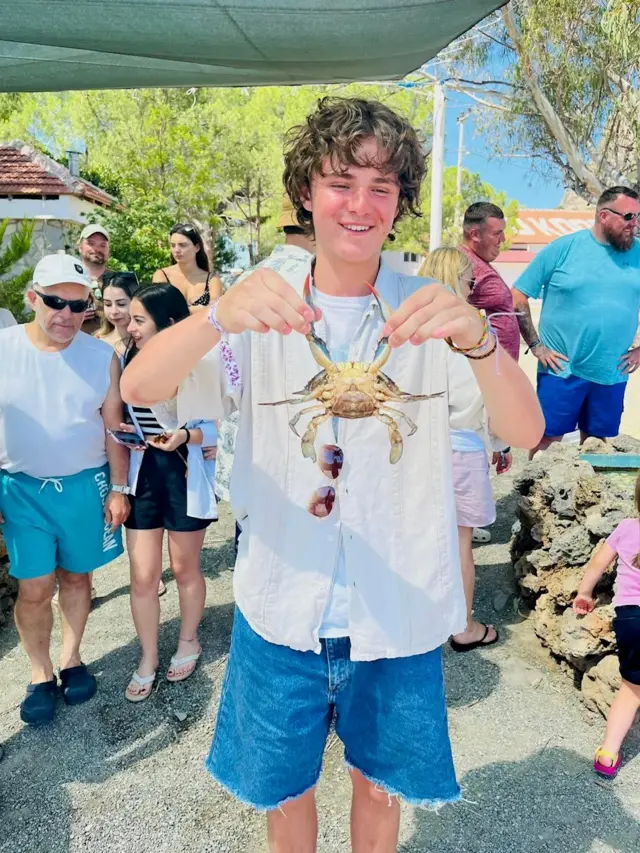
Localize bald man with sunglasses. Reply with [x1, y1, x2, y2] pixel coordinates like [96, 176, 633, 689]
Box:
[0, 254, 130, 726]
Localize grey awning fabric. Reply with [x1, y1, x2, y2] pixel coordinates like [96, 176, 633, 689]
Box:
[0, 1, 505, 92]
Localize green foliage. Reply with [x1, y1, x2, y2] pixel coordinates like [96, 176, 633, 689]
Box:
[0, 82, 513, 267]
[0, 219, 34, 320]
[442, 1, 640, 200]
[394, 166, 519, 253]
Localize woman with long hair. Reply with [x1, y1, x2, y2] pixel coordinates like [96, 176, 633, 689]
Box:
[95, 271, 139, 356]
[152, 223, 222, 311]
[120, 284, 218, 702]
[420, 247, 504, 652]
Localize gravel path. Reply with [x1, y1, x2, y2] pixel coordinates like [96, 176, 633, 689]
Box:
[1, 456, 639, 853]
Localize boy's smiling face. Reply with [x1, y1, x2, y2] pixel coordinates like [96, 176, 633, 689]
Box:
[303, 137, 400, 266]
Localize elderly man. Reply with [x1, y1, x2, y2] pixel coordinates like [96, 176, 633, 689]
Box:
[0, 254, 129, 726]
[513, 186, 640, 452]
[78, 223, 110, 333]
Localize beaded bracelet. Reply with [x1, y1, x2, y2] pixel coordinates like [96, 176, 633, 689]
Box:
[445, 310, 490, 355]
[207, 298, 241, 389]
[461, 334, 498, 360]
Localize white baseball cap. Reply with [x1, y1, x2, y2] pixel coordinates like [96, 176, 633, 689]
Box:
[32, 254, 92, 289]
[80, 223, 109, 241]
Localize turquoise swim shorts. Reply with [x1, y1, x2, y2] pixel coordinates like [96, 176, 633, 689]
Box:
[0, 464, 123, 580]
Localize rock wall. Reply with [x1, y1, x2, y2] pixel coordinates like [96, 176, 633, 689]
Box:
[511, 435, 640, 715]
[0, 531, 17, 629]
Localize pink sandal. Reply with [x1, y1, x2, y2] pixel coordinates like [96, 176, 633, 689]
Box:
[593, 748, 621, 778]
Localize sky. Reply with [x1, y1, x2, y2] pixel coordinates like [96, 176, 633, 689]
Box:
[443, 89, 565, 210]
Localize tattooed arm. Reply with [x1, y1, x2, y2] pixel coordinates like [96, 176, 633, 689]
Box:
[512, 288, 568, 374]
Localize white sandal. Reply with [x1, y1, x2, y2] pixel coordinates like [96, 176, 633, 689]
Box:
[166, 648, 201, 683]
[472, 528, 491, 544]
[125, 671, 157, 702]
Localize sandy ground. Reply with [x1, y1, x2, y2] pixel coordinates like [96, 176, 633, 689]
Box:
[1, 458, 639, 853]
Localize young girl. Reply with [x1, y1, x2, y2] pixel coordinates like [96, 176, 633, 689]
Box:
[419, 248, 507, 652]
[95, 271, 139, 356]
[121, 284, 218, 702]
[573, 473, 640, 777]
[152, 223, 223, 311]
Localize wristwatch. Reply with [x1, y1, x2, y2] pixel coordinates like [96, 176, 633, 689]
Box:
[110, 484, 132, 495]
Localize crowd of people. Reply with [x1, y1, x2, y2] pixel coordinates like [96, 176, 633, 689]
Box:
[1, 95, 639, 852]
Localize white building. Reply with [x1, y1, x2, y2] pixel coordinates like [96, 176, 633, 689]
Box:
[0, 140, 116, 273]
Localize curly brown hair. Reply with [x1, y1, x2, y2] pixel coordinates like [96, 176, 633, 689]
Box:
[283, 97, 426, 235]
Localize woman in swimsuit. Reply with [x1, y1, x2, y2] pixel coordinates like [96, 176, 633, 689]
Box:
[152, 223, 222, 311]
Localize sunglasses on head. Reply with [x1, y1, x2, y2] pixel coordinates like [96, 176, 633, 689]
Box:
[34, 290, 90, 313]
[602, 208, 640, 222]
[307, 444, 344, 518]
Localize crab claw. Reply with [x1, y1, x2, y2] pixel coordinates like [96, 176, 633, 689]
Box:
[389, 428, 403, 464]
[371, 336, 391, 371]
[302, 440, 317, 462]
[306, 331, 333, 369]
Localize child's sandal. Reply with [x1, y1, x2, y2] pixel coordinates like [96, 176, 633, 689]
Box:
[593, 747, 621, 778]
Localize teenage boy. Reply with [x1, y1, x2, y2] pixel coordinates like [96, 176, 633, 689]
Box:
[122, 97, 543, 852]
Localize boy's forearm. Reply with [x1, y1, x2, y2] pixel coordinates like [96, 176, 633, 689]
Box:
[469, 348, 544, 449]
[121, 310, 221, 406]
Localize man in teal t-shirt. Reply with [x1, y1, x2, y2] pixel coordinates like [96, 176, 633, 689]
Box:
[513, 186, 640, 452]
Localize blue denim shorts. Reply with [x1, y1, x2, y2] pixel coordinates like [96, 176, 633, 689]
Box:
[206, 608, 460, 811]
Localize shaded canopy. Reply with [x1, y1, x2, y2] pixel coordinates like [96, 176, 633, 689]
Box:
[0, 1, 505, 92]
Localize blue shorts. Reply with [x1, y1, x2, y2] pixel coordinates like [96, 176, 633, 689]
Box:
[206, 608, 460, 811]
[0, 465, 123, 580]
[537, 373, 626, 438]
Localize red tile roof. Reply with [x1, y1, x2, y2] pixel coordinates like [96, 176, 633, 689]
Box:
[0, 141, 115, 206]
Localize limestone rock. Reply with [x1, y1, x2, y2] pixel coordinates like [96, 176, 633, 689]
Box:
[510, 436, 637, 716]
[582, 655, 621, 715]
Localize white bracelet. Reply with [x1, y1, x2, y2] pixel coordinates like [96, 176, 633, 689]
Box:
[207, 298, 241, 389]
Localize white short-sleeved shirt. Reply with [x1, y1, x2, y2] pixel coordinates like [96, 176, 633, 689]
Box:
[0, 326, 114, 478]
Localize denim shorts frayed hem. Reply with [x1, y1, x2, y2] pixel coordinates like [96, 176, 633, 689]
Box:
[344, 758, 462, 812]
[205, 761, 322, 813]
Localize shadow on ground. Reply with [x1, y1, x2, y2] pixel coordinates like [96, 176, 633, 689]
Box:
[0, 600, 234, 853]
[400, 746, 639, 853]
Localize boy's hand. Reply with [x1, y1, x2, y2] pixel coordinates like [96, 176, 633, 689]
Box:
[572, 593, 595, 616]
[216, 269, 320, 337]
[383, 283, 485, 350]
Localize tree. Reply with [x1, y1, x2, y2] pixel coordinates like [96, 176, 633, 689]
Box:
[394, 166, 519, 253]
[429, 0, 640, 202]
[0, 219, 34, 320]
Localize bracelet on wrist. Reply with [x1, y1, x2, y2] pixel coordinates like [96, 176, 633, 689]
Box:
[460, 334, 498, 360]
[182, 427, 191, 446]
[206, 297, 241, 389]
[525, 339, 542, 354]
[445, 310, 490, 355]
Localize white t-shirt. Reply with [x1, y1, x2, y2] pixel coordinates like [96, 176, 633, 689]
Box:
[312, 288, 370, 639]
[0, 326, 114, 478]
[0, 309, 17, 330]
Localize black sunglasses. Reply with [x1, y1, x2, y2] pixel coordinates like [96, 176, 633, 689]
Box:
[34, 290, 90, 314]
[602, 208, 640, 222]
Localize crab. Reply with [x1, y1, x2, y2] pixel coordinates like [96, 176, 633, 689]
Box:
[261, 279, 444, 464]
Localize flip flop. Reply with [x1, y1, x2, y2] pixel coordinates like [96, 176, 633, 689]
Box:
[125, 671, 157, 703]
[166, 649, 201, 683]
[20, 678, 58, 726]
[59, 664, 97, 706]
[594, 748, 622, 778]
[450, 624, 499, 653]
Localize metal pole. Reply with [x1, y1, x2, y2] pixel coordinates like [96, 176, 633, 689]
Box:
[429, 82, 446, 251]
[454, 111, 471, 231]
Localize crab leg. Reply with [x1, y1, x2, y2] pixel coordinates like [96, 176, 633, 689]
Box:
[379, 406, 419, 437]
[288, 404, 326, 437]
[300, 411, 333, 462]
[374, 411, 404, 464]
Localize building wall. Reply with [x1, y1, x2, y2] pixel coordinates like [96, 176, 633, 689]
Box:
[382, 250, 423, 276]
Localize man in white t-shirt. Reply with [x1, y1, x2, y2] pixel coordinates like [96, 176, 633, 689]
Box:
[0, 254, 130, 726]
